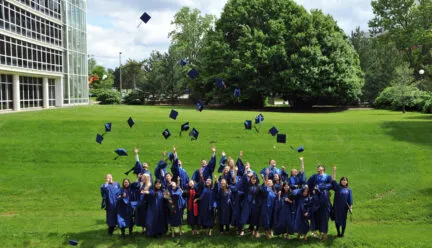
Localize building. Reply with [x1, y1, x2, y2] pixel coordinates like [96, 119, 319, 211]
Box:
[0, 0, 88, 112]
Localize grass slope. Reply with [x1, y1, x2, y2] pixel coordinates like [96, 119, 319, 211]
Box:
[0, 105, 431, 247]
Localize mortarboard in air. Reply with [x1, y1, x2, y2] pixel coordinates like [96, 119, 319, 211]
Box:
[127, 117, 135, 128]
[180, 59, 187, 66]
[68, 239, 78, 246]
[104, 122, 112, 132]
[255, 114, 264, 124]
[187, 68, 199, 79]
[215, 78, 225, 88]
[196, 100, 204, 112]
[162, 129, 171, 139]
[140, 12, 151, 24]
[180, 122, 190, 136]
[297, 145, 304, 153]
[269, 126, 279, 136]
[96, 134, 104, 144]
[234, 88, 241, 98]
[244, 120, 252, 130]
[114, 148, 128, 158]
[169, 109, 178, 120]
[189, 128, 199, 140]
[277, 134, 286, 144]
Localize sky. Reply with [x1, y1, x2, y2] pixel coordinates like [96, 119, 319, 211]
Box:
[86, 0, 374, 70]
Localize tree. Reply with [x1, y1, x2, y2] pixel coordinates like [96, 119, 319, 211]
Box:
[122, 59, 144, 90]
[88, 57, 97, 73]
[390, 62, 416, 113]
[89, 65, 107, 89]
[197, 0, 364, 108]
[168, 7, 215, 66]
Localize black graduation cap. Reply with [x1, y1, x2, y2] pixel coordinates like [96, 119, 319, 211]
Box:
[169, 109, 178, 120]
[96, 133, 104, 144]
[187, 68, 199, 79]
[104, 122, 112, 132]
[189, 128, 199, 140]
[180, 122, 190, 136]
[127, 117, 135, 128]
[277, 134, 286, 143]
[114, 148, 128, 160]
[68, 239, 78, 246]
[196, 100, 204, 112]
[244, 120, 252, 130]
[234, 88, 241, 98]
[162, 129, 171, 139]
[297, 145, 304, 152]
[269, 126, 278, 136]
[215, 78, 225, 88]
[180, 59, 187, 66]
[140, 12, 151, 24]
[255, 114, 264, 124]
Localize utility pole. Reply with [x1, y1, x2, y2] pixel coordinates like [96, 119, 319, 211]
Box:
[119, 52, 122, 92]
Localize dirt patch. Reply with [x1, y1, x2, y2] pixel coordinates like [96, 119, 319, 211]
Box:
[0, 212, 17, 217]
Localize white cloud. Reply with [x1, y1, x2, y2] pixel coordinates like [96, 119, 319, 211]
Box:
[87, 0, 373, 69]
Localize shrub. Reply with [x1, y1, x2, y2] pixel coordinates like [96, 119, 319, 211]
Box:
[89, 88, 104, 98]
[374, 86, 432, 112]
[124, 90, 145, 105]
[96, 90, 121, 104]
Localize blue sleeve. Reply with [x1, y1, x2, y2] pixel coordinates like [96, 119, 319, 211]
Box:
[281, 170, 289, 182]
[331, 180, 340, 192]
[207, 154, 217, 177]
[192, 170, 199, 184]
[298, 172, 306, 185]
[259, 167, 266, 176]
[307, 174, 315, 189]
[154, 160, 168, 181]
[320, 175, 333, 191]
[348, 189, 353, 206]
[218, 155, 227, 173]
[236, 158, 245, 176]
[171, 158, 180, 177]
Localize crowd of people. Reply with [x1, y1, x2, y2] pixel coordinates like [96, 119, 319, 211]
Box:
[100, 147, 353, 240]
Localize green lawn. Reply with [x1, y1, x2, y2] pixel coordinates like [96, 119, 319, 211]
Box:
[0, 105, 431, 247]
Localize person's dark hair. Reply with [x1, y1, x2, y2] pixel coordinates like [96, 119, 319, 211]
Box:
[316, 165, 325, 171]
[154, 179, 162, 189]
[282, 182, 290, 194]
[165, 172, 172, 177]
[122, 178, 130, 188]
[250, 175, 257, 185]
[339, 176, 349, 187]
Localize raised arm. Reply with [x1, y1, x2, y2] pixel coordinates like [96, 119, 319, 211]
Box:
[205, 147, 217, 177]
[236, 150, 245, 176]
[218, 151, 227, 173]
[299, 157, 304, 173]
[332, 166, 336, 181]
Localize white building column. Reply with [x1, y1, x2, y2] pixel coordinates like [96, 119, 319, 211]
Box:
[55, 76, 64, 107]
[12, 74, 20, 111]
[42, 77, 49, 108]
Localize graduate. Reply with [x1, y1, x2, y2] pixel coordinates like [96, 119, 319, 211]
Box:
[167, 181, 186, 238]
[218, 166, 234, 185]
[192, 147, 217, 184]
[214, 177, 234, 234]
[162, 173, 173, 190]
[171, 147, 189, 190]
[100, 174, 121, 236]
[260, 160, 281, 181]
[131, 173, 150, 234]
[195, 178, 216, 236]
[154, 153, 168, 182]
[143, 179, 168, 237]
[239, 167, 261, 237]
[273, 182, 295, 239]
[258, 171, 278, 239]
[280, 166, 289, 182]
[331, 166, 353, 238]
[272, 173, 283, 193]
[131, 148, 153, 181]
[289, 157, 306, 190]
[117, 179, 134, 238]
[294, 187, 312, 240]
[307, 162, 332, 241]
[229, 166, 243, 233]
[183, 180, 200, 235]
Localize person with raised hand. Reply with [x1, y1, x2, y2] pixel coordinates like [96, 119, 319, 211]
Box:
[100, 174, 121, 236]
[192, 147, 217, 184]
[331, 166, 353, 238]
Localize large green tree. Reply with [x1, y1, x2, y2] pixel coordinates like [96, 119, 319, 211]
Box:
[197, 0, 364, 108]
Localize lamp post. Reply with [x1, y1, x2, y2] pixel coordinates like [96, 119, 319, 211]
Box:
[102, 74, 107, 90]
[119, 52, 122, 92]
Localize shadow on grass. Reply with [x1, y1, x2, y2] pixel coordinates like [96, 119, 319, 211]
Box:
[403, 115, 432, 120]
[60, 228, 337, 247]
[382, 121, 432, 147]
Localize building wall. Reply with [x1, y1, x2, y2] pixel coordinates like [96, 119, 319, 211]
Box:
[0, 0, 87, 112]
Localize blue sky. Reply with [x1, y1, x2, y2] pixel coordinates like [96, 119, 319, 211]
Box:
[86, 0, 373, 70]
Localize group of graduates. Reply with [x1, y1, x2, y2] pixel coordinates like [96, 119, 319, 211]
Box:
[100, 147, 353, 240]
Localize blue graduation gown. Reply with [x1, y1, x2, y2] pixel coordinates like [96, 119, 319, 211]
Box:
[168, 187, 186, 227]
[100, 182, 121, 227]
[145, 189, 168, 236]
[217, 155, 227, 173]
[259, 185, 277, 229]
[239, 174, 261, 227]
[273, 193, 295, 235]
[198, 186, 215, 228]
[230, 182, 243, 228]
[216, 185, 233, 225]
[192, 154, 217, 183]
[294, 195, 310, 234]
[171, 158, 190, 189]
[310, 189, 330, 233]
[332, 180, 353, 227]
[131, 182, 147, 227]
[154, 160, 168, 181]
[289, 172, 306, 190]
[260, 166, 281, 180]
[183, 186, 199, 226]
[117, 188, 133, 229]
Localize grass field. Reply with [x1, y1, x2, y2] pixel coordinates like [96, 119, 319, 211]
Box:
[0, 105, 431, 248]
